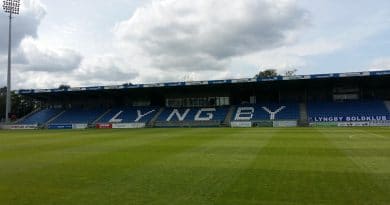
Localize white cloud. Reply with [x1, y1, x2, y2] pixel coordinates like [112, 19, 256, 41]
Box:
[231, 7, 390, 75]
[13, 71, 72, 89]
[234, 38, 343, 73]
[0, 0, 46, 53]
[11, 54, 139, 89]
[73, 55, 138, 84]
[369, 57, 390, 71]
[3, 0, 389, 89]
[114, 0, 308, 72]
[0, 0, 84, 89]
[18, 37, 82, 72]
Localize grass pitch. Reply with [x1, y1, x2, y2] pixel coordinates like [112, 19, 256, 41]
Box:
[0, 128, 389, 205]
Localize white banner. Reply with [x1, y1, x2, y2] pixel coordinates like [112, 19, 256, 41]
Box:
[230, 121, 252, 128]
[369, 121, 390, 127]
[273, 121, 298, 127]
[337, 122, 370, 127]
[112, 123, 146, 129]
[72, 124, 88, 129]
[0, 124, 38, 130]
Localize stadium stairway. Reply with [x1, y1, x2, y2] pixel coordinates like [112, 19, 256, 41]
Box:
[93, 109, 111, 124]
[45, 110, 66, 126]
[385, 101, 390, 112]
[147, 107, 165, 127]
[299, 103, 309, 126]
[222, 105, 236, 126]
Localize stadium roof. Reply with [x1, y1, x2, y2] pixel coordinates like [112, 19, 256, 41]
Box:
[16, 70, 390, 95]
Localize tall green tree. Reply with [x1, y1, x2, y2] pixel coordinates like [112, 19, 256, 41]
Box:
[255, 69, 298, 78]
[284, 69, 298, 77]
[255, 69, 278, 78]
[0, 87, 38, 122]
[58, 84, 71, 90]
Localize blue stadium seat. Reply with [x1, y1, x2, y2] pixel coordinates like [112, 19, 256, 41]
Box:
[233, 103, 300, 121]
[308, 101, 390, 122]
[157, 107, 229, 122]
[51, 108, 106, 124]
[99, 107, 159, 123]
[20, 108, 63, 124]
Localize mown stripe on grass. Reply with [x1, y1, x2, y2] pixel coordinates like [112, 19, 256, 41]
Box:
[215, 128, 390, 205]
[319, 127, 390, 202]
[0, 128, 239, 205]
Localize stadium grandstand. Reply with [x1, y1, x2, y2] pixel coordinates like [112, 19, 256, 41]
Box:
[3, 70, 390, 129]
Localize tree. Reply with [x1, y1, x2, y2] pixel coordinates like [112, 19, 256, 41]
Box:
[0, 87, 5, 121]
[284, 69, 298, 77]
[58, 84, 71, 90]
[182, 73, 196, 81]
[122, 83, 133, 86]
[0, 86, 38, 122]
[255, 69, 278, 78]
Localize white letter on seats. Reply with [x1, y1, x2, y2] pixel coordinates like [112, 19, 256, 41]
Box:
[234, 107, 254, 121]
[262, 106, 286, 120]
[109, 111, 123, 123]
[135, 110, 155, 122]
[167, 109, 190, 121]
[195, 108, 216, 121]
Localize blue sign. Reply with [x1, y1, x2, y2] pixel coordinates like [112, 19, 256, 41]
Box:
[310, 116, 388, 122]
[48, 124, 73, 129]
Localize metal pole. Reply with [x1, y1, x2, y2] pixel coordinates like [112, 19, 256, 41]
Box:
[5, 11, 12, 123]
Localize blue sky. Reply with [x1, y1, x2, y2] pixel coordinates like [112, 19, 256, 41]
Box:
[0, 0, 389, 89]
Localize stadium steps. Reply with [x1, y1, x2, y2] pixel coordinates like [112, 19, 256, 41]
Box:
[147, 107, 165, 127]
[222, 105, 236, 126]
[92, 109, 111, 124]
[385, 101, 390, 112]
[299, 103, 309, 126]
[45, 110, 66, 126]
[14, 107, 41, 124]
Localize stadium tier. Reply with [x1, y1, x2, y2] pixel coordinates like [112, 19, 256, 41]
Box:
[51, 108, 106, 124]
[308, 101, 390, 122]
[19, 108, 63, 125]
[12, 100, 390, 128]
[5, 70, 390, 128]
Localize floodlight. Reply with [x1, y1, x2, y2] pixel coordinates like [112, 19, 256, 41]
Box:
[3, 0, 20, 14]
[2, 0, 20, 123]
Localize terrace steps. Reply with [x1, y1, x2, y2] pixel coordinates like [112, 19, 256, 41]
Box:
[45, 110, 66, 126]
[93, 109, 111, 124]
[148, 107, 165, 127]
[385, 101, 390, 113]
[299, 103, 309, 126]
[223, 105, 236, 126]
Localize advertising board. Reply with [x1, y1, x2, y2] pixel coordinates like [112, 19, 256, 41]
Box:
[230, 121, 252, 128]
[48, 124, 73, 129]
[0, 124, 38, 130]
[337, 122, 370, 127]
[96, 123, 113, 129]
[72, 124, 88, 129]
[112, 123, 146, 129]
[273, 121, 298, 127]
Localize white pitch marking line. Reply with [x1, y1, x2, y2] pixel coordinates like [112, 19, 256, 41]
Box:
[366, 132, 386, 139]
[349, 132, 386, 139]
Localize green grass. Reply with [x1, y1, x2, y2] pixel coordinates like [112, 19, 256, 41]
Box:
[0, 128, 389, 205]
